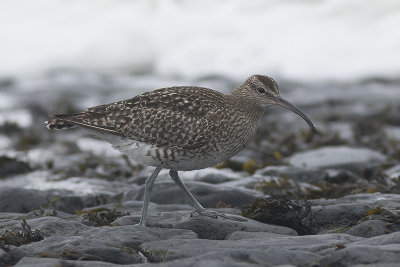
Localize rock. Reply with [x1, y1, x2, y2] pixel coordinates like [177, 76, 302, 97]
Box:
[225, 231, 297, 240]
[352, 231, 400, 246]
[0, 186, 116, 214]
[324, 169, 361, 184]
[327, 121, 355, 143]
[49, 194, 107, 214]
[313, 193, 400, 209]
[15, 257, 125, 267]
[345, 220, 389, 238]
[24, 217, 91, 237]
[320, 231, 400, 266]
[9, 236, 142, 265]
[4, 226, 197, 266]
[181, 168, 247, 184]
[133, 181, 265, 209]
[153, 211, 297, 239]
[25, 209, 76, 220]
[0, 188, 49, 213]
[133, 167, 247, 185]
[113, 210, 296, 240]
[0, 248, 6, 260]
[50, 151, 136, 180]
[13, 253, 307, 267]
[0, 212, 26, 229]
[0, 156, 31, 178]
[138, 234, 361, 263]
[313, 203, 372, 233]
[385, 164, 400, 178]
[152, 250, 317, 267]
[287, 146, 387, 171]
[255, 165, 328, 183]
[310, 195, 400, 234]
[80, 201, 196, 224]
[385, 164, 400, 186]
[220, 175, 274, 189]
[320, 245, 400, 267]
[82, 225, 198, 249]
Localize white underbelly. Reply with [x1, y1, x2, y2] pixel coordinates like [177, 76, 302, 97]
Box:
[99, 134, 226, 171]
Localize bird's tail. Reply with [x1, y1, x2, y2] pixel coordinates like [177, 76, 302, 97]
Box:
[45, 114, 79, 130]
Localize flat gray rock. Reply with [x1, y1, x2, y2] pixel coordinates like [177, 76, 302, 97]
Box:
[313, 203, 372, 233]
[138, 233, 362, 262]
[4, 226, 197, 266]
[8, 236, 142, 265]
[80, 200, 193, 216]
[313, 193, 400, 209]
[185, 168, 247, 184]
[133, 181, 265, 209]
[287, 146, 387, 171]
[345, 220, 389, 238]
[0, 188, 49, 213]
[132, 167, 246, 185]
[0, 187, 108, 214]
[0, 212, 26, 229]
[0, 156, 31, 178]
[319, 231, 400, 266]
[146, 249, 319, 267]
[13, 253, 305, 267]
[320, 244, 400, 266]
[350, 231, 400, 246]
[225, 231, 300, 240]
[15, 257, 128, 267]
[24, 216, 91, 237]
[0, 248, 6, 261]
[255, 165, 328, 183]
[113, 211, 297, 239]
[25, 209, 76, 220]
[82, 225, 198, 249]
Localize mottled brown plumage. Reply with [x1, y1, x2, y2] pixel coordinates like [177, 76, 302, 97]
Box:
[46, 74, 316, 227]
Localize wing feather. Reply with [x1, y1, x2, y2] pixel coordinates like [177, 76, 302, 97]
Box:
[49, 86, 224, 149]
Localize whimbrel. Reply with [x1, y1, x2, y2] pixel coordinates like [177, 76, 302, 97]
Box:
[46, 75, 316, 227]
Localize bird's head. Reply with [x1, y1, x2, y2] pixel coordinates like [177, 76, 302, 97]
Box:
[235, 74, 316, 132]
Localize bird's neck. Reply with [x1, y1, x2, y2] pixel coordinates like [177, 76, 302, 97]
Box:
[226, 92, 265, 122]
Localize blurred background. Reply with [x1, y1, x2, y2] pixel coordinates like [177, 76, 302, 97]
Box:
[1, 0, 399, 81]
[0, 0, 399, 193]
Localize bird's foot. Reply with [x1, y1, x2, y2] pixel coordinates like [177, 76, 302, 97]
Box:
[134, 222, 146, 228]
[190, 208, 243, 222]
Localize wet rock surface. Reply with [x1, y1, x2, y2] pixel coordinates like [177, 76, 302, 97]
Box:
[286, 146, 387, 171]
[1, 72, 400, 266]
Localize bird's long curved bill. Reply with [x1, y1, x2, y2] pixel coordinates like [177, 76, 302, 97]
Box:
[273, 96, 317, 133]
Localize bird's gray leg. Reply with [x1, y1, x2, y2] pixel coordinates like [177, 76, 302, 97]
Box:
[139, 167, 162, 227]
[169, 170, 238, 221]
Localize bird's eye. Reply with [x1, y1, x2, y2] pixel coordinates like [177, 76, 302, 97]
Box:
[257, 87, 265, 94]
